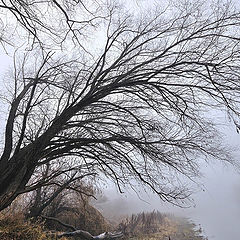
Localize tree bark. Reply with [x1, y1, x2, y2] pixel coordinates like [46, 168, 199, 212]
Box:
[0, 145, 38, 210]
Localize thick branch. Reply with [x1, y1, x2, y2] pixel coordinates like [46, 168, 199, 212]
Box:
[41, 215, 77, 231]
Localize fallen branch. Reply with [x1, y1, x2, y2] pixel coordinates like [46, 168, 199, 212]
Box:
[41, 215, 77, 231]
[57, 230, 124, 239]
[41, 215, 124, 239]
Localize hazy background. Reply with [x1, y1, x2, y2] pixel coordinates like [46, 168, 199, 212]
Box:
[94, 120, 240, 240]
[1, 7, 240, 238]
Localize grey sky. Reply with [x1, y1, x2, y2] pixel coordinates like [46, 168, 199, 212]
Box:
[91, 2, 240, 238]
[95, 161, 240, 240]
[1, 1, 240, 239]
[94, 118, 240, 240]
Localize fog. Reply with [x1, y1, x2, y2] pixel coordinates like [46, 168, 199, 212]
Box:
[1, 3, 240, 239]
[187, 164, 240, 239]
[94, 121, 240, 240]
[1, 50, 240, 240]
[90, 4, 240, 239]
[95, 164, 240, 239]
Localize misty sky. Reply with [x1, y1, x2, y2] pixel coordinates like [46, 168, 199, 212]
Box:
[1, 2, 240, 240]
[95, 162, 240, 240]
[95, 119, 240, 240]
[1, 33, 240, 240]
[95, 1, 240, 238]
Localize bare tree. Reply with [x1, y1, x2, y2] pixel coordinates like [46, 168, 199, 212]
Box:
[0, 0, 240, 215]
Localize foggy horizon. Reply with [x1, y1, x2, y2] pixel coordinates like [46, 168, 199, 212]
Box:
[1, 49, 240, 239]
[94, 159, 240, 240]
[92, 117, 240, 240]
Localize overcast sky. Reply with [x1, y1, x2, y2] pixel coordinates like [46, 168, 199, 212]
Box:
[2, 50, 239, 240]
[95, 162, 240, 240]
[1, 1, 240, 239]
[92, 2, 240, 237]
[95, 118, 240, 240]
[1, 29, 240, 240]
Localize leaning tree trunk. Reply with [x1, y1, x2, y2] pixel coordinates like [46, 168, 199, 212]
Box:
[0, 145, 39, 211]
[0, 107, 74, 211]
[0, 163, 34, 211]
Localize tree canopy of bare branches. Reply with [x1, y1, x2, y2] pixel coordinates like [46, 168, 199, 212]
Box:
[0, 0, 109, 48]
[0, 0, 240, 212]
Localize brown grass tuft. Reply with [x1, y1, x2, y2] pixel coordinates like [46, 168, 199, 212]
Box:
[0, 212, 55, 240]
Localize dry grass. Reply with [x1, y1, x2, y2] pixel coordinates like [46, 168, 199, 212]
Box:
[0, 213, 62, 240]
[120, 212, 206, 240]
